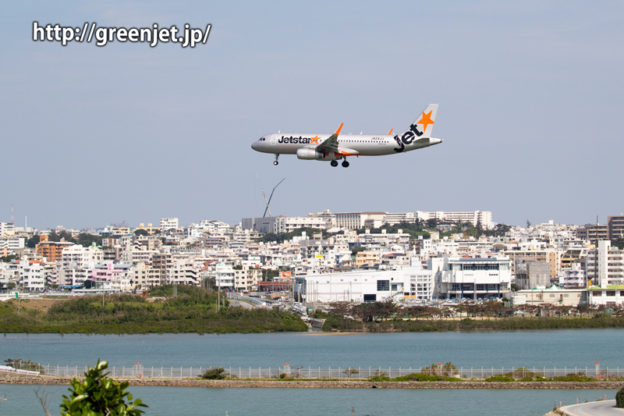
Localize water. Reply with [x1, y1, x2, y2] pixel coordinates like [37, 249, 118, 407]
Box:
[0, 385, 616, 416]
[1, 330, 622, 415]
[1, 329, 622, 369]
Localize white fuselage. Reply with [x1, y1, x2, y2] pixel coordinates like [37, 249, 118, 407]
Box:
[252, 133, 441, 159]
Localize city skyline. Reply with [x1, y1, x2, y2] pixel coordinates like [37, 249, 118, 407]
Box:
[2, 1, 623, 229]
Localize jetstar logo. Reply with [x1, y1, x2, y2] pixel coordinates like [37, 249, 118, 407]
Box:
[393, 110, 434, 152]
[278, 135, 314, 144]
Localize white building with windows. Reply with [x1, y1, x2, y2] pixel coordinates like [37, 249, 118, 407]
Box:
[295, 262, 434, 304]
[19, 261, 46, 291]
[559, 263, 586, 289]
[588, 288, 624, 306]
[585, 240, 624, 288]
[437, 256, 512, 300]
[241, 216, 327, 234]
[160, 217, 179, 231]
[417, 210, 493, 229]
[58, 244, 103, 287]
[0, 237, 25, 250]
[0, 222, 15, 237]
[214, 263, 235, 289]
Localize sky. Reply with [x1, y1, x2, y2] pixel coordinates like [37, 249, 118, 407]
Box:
[1, 1, 623, 229]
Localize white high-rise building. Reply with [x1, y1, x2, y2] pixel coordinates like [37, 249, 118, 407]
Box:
[586, 240, 624, 288]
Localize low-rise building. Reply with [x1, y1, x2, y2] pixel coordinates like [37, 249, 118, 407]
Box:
[438, 256, 512, 300]
[588, 287, 624, 306]
[513, 287, 587, 307]
[295, 265, 432, 303]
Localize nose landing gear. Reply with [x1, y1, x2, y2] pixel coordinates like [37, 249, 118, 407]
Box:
[273, 154, 280, 166]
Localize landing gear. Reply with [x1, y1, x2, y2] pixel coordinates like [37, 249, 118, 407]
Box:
[273, 154, 280, 166]
[342, 160, 350, 168]
[330, 160, 338, 167]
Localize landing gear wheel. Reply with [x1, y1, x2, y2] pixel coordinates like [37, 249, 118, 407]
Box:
[273, 161, 279, 166]
[342, 160, 350, 168]
[330, 160, 338, 167]
[273, 154, 280, 166]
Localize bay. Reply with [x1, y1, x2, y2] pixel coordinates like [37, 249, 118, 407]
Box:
[0, 385, 616, 416]
[1, 329, 621, 369]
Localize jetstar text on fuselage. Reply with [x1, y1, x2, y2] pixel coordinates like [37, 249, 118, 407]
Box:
[277, 136, 317, 144]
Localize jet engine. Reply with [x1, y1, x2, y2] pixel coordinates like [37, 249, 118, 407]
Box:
[296, 148, 326, 160]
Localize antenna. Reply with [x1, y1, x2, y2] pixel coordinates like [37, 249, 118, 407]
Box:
[262, 177, 286, 218]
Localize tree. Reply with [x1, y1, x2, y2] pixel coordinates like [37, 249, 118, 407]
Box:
[60, 359, 147, 416]
[77, 233, 102, 247]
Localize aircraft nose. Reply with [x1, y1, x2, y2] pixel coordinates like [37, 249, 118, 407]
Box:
[251, 141, 258, 150]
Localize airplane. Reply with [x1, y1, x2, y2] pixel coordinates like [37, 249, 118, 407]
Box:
[251, 104, 442, 167]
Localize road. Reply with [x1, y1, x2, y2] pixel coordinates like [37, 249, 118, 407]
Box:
[560, 400, 624, 416]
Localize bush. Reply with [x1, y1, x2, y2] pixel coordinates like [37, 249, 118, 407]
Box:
[60, 359, 147, 416]
[201, 367, 226, 380]
[5, 358, 45, 373]
[616, 387, 624, 408]
[550, 373, 595, 382]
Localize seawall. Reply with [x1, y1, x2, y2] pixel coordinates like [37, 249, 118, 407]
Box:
[2, 375, 623, 390]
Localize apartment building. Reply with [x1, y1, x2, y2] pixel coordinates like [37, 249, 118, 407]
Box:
[0, 237, 25, 250]
[0, 222, 15, 236]
[608, 216, 624, 240]
[19, 260, 46, 291]
[585, 240, 624, 288]
[576, 224, 609, 241]
[35, 236, 73, 263]
[503, 249, 560, 280]
[559, 263, 586, 289]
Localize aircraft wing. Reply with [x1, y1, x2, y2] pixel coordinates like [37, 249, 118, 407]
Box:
[315, 122, 343, 154]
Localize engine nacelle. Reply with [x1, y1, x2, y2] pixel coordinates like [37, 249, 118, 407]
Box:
[296, 148, 325, 160]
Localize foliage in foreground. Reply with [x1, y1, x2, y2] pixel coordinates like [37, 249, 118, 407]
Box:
[616, 387, 624, 408]
[60, 359, 147, 416]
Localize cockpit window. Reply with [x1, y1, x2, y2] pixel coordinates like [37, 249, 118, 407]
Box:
[258, 137, 265, 141]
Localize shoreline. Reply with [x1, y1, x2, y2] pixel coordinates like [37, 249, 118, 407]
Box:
[2, 375, 622, 390]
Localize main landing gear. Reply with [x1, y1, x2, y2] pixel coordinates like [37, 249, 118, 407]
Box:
[329, 159, 349, 168]
[330, 159, 350, 168]
[273, 154, 279, 166]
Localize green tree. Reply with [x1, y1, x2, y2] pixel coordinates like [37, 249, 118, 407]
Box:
[60, 360, 147, 416]
[77, 233, 102, 247]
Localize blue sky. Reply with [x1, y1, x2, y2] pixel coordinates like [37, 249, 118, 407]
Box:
[1, 1, 623, 229]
